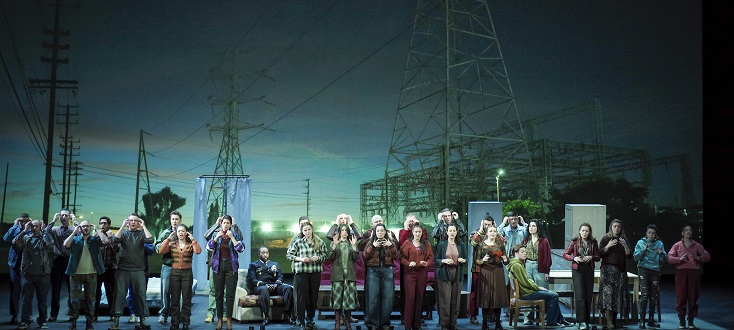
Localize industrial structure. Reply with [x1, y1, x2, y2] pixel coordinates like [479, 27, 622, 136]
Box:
[359, 0, 695, 225]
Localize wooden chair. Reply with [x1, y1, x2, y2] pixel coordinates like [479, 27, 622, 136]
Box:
[509, 277, 546, 329]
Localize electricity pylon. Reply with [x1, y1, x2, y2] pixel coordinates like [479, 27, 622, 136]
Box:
[370, 0, 535, 224]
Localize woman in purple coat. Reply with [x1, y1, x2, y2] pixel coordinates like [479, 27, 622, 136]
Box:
[206, 215, 245, 330]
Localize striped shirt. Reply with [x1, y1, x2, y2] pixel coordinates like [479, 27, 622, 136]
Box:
[158, 238, 202, 269]
[286, 236, 328, 274]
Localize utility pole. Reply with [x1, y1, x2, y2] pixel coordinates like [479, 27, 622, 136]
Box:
[57, 103, 79, 208]
[135, 130, 153, 216]
[70, 161, 82, 214]
[304, 178, 310, 217]
[29, 0, 78, 220]
[1, 163, 8, 227]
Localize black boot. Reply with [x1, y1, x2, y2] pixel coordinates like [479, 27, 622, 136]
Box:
[647, 311, 659, 328]
[481, 315, 488, 330]
[494, 310, 503, 330]
[68, 318, 77, 330]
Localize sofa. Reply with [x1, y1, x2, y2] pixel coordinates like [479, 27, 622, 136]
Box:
[233, 269, 290, 323]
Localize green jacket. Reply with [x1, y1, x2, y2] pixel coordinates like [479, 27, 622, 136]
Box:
[507, 258, 541, 298]
[329, 241, 359, 282]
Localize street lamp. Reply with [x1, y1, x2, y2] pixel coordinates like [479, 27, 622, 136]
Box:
[496, 169, 505, 201]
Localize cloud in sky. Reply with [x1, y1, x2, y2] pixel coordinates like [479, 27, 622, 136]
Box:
[0, 1, 701, 226]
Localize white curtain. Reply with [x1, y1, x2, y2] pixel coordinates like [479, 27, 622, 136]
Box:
[192, 177, 252, 292]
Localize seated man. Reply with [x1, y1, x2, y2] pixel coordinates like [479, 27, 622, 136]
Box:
[247, 246, 295, 325]
[507, 244, 573, 328]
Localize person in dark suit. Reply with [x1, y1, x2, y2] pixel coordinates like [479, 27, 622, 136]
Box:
[247, 246, 295, 326]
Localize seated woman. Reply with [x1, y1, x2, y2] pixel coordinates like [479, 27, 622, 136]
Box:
[506, 244, 572, 328]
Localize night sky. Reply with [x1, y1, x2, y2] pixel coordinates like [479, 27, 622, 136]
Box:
[0, 1, 702, 229]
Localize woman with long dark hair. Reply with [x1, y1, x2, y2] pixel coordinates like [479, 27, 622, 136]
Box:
[598, 219, 632, 330]
[363, 223, 398, 330]
[206, 215, 244, 330]
[400, 225, 434, 330]
[434, 224, 467, 330]
[521, 219, 551, 326]
[563, 223, 600, 330]
[329, 224, 359, 330]
[158, 224, 201, 330]
[287, 222, 327, 330]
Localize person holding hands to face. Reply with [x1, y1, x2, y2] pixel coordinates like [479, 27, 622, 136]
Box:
[109, 213, 154, 330]
[159, 224, 201, 330]
[496, 211, 527, 258]
[434, 225, 468, 330]
[329, 224, 360, 330]
[327, 214, 362, 241]
[206, 215, 244, 330]
[4, 213, 32, 325]
[46, 209, 77, 322]
[63, 221, 108, 330]
[363, 224, 399, 330]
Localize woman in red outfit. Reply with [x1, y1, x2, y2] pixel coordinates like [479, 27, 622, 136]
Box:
[400, 225, 434, 330]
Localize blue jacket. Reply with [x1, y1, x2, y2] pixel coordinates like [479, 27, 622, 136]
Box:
[65, 235, 106, 276]
[633, 237, 667, 272]
[207, 232, 244, 274]
[3, 224, 25, 268]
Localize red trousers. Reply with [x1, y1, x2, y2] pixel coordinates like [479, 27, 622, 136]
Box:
[469, 272, 480, 317]
[403, 268, 428, 329]
[675, 268, 701, 319]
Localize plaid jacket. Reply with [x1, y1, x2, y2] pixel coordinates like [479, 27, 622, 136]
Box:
[286, 236, 328, 274]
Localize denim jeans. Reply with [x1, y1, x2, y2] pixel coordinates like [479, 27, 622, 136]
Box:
[638, 267, 660, 319]
[522, 290, 565, 325]
[10, 266, 22, 318]
[160, 264, 172, 318]
[365, 266, 394, 327]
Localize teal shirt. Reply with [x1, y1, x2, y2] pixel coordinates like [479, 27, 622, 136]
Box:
[633, 237, 667, 272]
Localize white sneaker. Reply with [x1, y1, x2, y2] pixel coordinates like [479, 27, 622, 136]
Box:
[579, 322, 588, 330]
[128, 314, 138, 323]
[523, 316, 533, 325]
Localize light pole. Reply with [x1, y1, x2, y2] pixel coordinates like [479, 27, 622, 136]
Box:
[496, 169, 505, 201]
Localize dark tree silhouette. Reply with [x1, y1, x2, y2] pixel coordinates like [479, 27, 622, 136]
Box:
[141, 186, 187, 238]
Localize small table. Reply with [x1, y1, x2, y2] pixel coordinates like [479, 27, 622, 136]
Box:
[548, 270, 640, 322]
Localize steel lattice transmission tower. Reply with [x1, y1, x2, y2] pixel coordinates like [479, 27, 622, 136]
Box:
[363, 0, 536, 224]
[207, 48, 262, 216]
